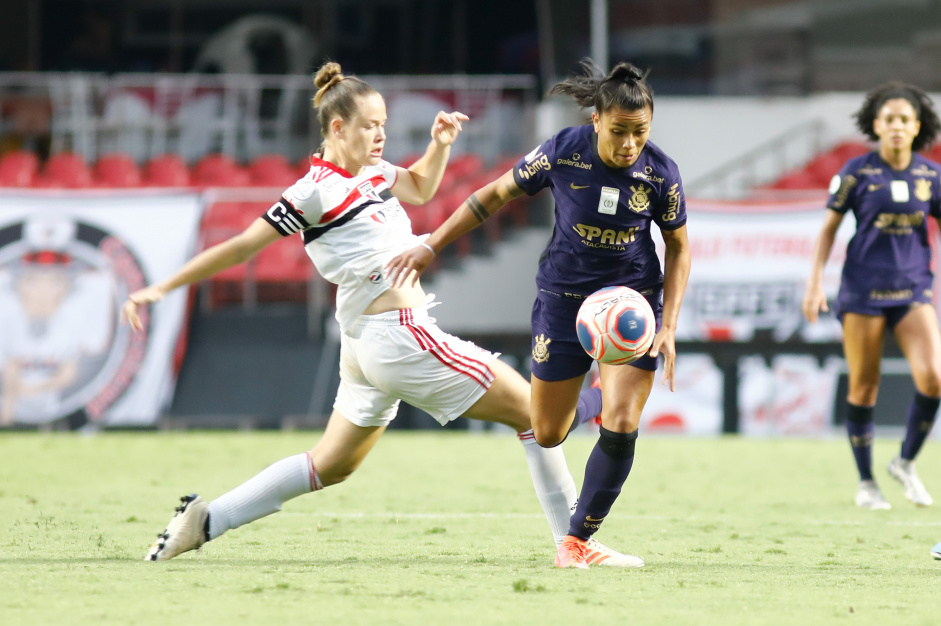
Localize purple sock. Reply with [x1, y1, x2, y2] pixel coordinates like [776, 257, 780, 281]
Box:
[846, 403, 874, 481]
[567, 427, 636, 540]
[901, 392, 940, 461]
[570, 386, 603, 433]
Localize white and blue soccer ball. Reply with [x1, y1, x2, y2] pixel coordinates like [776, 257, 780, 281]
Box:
[575, 286, 656, 365]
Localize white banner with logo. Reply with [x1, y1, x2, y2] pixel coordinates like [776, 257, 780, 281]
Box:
[0, 191, 203, 426]
[658, 197, 939, 436]
[674, 196, 867, 343]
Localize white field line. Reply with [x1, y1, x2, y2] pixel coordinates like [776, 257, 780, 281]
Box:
[282, 511, 941, 526]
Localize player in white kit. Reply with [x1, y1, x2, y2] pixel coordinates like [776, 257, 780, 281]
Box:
[126, 62, 634, 566]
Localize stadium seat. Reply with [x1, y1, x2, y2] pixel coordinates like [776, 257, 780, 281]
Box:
[144, 154, 191, 187]
[295, 156, 312, 177]
[36, 152, 93, 188]
[830, 141, 869, 162]
[928, 144, 941, 164]
[249, 154, 298, 187]
[0, 150, 39, 187]
[254, 237, 313, 282]
[447, 153, 484, 179]
[766, 169, 822, 190]
[192, 153, 251, 186]
[94, 153, 142, 188]
[804, 153, 844, 187]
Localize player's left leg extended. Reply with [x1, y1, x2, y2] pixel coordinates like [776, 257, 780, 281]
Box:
[145, 413, 385, 561]
[890, 304, 941, 506]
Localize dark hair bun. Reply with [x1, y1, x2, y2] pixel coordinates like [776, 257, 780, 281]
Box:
[608, 63, 645, 83]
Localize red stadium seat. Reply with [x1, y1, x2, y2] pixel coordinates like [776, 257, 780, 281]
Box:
[830, 141, 869, 162]
[144, 154, 191, 187]
[249, 154, 298, 187]
[928, 144, 941, 164]
[192, 154, 251, 187]
[295, 156, 312, 178]
[0, 150, 39, 187]
[94, 153, 142, 188]
[254, 238, 313, 282]
[804, 153, 844, 187]
[36, 153, 93, 188]
[767, 169, 823, 190]
[447, 153, 484, 179]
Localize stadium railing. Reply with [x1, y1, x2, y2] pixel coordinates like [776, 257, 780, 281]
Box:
[0, 72, 538, 166]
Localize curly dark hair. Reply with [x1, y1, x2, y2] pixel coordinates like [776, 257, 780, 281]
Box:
[853, 81, 941, 152]
[549, 58, 654, 115]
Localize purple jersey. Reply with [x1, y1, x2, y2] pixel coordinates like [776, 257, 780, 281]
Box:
[827, 152, 941, 309]
[513, 125, 686, 301]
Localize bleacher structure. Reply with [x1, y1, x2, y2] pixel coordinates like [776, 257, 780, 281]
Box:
[0, 72, 538, 315]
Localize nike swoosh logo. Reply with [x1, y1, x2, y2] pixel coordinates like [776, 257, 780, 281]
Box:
[570, 183, 589, 190]
[585, 516, 605, 522]
[868, 184, 883, 191]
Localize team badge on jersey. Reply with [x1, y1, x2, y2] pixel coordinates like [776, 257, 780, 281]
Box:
[914, 178, 932, 202]
[628, 185, 650, 213]
[532, 333, 552, 363]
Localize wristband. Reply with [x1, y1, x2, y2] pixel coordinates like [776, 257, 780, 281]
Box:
[420, 242, 436, 257]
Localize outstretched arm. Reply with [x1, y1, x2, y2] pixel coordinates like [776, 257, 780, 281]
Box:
[386, 168, 524, 287]
[649, 224, 690, 392]
[122, 218, 282, 331]
[802, 209, 845, 324]
[390, 111, 469, 205]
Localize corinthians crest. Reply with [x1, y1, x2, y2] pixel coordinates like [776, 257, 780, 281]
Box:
[914, 178, 932, 202]
[628, 185, 650, 213]
[532, 333, 552, 363]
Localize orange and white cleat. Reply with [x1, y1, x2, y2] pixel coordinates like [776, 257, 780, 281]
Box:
[585, 538, 645, 567]
[554, 535, 590, 569]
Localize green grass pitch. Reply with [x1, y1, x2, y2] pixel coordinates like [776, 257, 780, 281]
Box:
[1, 431, 939, 625]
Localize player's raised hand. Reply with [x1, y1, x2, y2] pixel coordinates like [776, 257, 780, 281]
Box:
[122, 285, 166, 331]
[801, 283, 828, 324]
[648, 326, 677, 392]
[385, 243, 436, 289]
[430, 111, 469, 146]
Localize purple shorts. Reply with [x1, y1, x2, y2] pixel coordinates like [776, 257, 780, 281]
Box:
[836, 273, 934, 330]
[530, 288, 663, 382]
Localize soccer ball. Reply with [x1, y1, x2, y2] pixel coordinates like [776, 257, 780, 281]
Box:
[575, 286, 656, 364]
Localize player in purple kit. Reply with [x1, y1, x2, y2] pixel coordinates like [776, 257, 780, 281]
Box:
[388, 60, 691, 568]
[803, 81, 941, 509]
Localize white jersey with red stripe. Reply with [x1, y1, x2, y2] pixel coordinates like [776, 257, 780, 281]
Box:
[261, 156, 426, 333]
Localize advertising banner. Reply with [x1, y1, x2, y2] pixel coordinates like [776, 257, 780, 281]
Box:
[676, 197, 864, 343]
[0, 191, 202, 427]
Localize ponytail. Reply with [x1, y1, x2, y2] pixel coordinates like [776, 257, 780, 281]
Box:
[549, 59, 654, 114]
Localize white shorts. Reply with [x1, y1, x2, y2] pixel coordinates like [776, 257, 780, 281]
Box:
[334, 306, 499, 428]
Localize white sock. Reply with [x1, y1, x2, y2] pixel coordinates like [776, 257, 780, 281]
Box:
[207, 452, 322, 540]
[518, 430, 578, 547]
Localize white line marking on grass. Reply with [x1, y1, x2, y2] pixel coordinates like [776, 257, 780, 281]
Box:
[284, 512, 941, 527]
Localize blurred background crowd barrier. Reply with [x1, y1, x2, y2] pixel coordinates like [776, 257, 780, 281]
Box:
[2, 0, 941, 438]
[0, 72, 537, 167]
